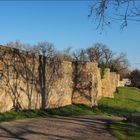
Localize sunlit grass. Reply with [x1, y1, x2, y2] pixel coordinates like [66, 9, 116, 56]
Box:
[96, 87, 140, 117]
[108, 122, 140, 140]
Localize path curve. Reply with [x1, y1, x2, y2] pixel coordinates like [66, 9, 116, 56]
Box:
[0, 115, 122, 140]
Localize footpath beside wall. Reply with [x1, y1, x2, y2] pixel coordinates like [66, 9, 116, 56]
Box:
[0, 46, 123, 112]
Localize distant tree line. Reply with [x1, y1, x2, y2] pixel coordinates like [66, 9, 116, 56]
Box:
[72, 43, 129, 79]
[6, 40, 130, 79]
[129, 69, 140, 89]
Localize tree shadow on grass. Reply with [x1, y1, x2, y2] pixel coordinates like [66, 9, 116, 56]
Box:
[96, 105, 136, 117]
[107, 121, 140, 140]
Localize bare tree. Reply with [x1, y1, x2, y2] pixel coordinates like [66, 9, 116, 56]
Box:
[0, 48, 23, 111]
[130, 69, 140, 88]
[57, 47, 72, 61]
[103, 47, 114, 66]
[88, 0, 140, 31]
[73, 49, 87, 61]
[7, 40, 27, 50]
[3, 41, 62, 111]
[33, 41, 61, 110]
[86, 43, 105, 63]
[85, 43, 129, 78]
[19, 52, 39, 109]
[109, 52, 129, 78]
[7, 41, 38, 110]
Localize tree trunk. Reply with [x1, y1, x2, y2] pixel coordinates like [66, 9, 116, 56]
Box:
[39, 55, 46, 111]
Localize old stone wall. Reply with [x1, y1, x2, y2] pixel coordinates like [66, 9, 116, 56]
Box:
[0, 61, 73, 112]
[101, 69, 113, 98]
[0, 46, 73, 112]
[46, 61, 73, 108]
[110, 72, 119, 93]
[0, 46, 123, 112]
[72, 62, 102, 107]
[118, 80, 125, 87]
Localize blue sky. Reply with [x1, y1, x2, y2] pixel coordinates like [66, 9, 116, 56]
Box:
[0, 1, 140, 69]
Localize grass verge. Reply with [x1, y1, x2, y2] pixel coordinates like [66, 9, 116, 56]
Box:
[97, 87, 140, 140]
[96, 87, 140, 117]
[108, 121, 140, 140]
[0, 110, 49, 122]
[0, 104, 99, 122]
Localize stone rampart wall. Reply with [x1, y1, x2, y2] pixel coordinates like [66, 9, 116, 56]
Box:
[101, 69, 113, 98]
[0, 46, 123, 112]
[72, 62, 102, 107]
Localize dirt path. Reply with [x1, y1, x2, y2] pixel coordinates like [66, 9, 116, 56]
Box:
[0, 115, 122, 140]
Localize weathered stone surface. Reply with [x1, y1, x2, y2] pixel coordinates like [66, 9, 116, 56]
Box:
[101, 69, 113, 98]
[72, 62, 102, 107]
[47, 61, 73, 108]
[116, 74, 121, 87]
[0, 87, 13, 112]
[110, 72, 117, 93]
[118, 80, 125, 87]
[95, 68, 102, 99]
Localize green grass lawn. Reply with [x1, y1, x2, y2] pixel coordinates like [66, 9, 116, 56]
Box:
[96, 87, 140, 117]
[108, 121, 140, 140]
[97, 87, 140, 140]
[0, 110, 50, 122]
[0, 104, 97, 122]
[46, 104, 96, 116]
